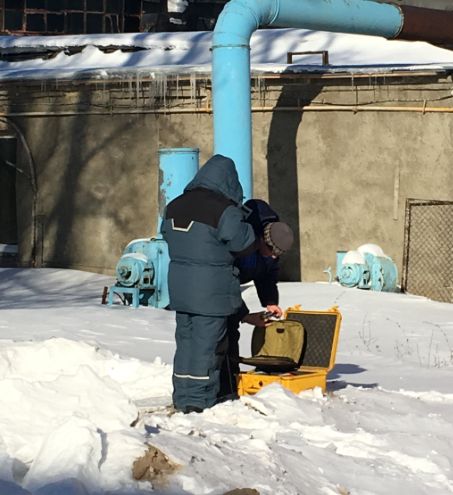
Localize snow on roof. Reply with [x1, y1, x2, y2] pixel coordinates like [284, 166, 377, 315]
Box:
[0, 28, 453, 81]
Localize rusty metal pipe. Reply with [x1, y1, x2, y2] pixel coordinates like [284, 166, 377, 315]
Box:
[395, 5, 453, 47]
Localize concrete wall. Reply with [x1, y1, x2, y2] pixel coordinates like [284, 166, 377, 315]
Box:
[253, 110, 453, 281]
[14, 112, 214, 272]
[4, 70, 453, 283]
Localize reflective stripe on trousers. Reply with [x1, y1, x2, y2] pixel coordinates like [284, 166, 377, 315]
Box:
[173, 312, 228, 411]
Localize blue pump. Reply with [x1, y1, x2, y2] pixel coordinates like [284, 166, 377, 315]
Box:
[108, 148, 199, 308]
[110, 239, 167, 308]
[338, 262, 370, 290]
[336, 250, 398, 292]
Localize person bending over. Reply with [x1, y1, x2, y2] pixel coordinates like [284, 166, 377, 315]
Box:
[218, 199, 294, 400]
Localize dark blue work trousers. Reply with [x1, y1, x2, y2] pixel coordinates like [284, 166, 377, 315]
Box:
[173, 312, 228, 411]
[218, 313, 241, 400]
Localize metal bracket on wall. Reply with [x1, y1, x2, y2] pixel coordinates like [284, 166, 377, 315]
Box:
[287, 50, 330, 65]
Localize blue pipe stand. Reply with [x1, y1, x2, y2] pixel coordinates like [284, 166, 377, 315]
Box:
[109, 148, 199, 309]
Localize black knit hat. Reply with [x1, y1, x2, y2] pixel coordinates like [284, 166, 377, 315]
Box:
[263, 222, 294, 256]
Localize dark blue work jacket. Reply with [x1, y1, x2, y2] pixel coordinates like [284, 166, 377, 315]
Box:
[234, 199, 281, 320]
[161, 155, 256, 316]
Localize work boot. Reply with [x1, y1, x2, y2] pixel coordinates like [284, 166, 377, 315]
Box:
[183, 405, 204, 414]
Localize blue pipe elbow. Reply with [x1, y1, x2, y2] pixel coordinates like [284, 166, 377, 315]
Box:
[212, 0, 403, 200]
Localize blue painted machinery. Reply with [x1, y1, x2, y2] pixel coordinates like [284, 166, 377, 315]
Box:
[336, 248, 398, 292]
[110, 239, 169, 308]
[108, 0, 439, 305]
[108, 148, 199, 308]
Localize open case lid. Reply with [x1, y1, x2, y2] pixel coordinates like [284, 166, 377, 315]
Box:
[285, 305, 342, 372]
[240, 320, 305, 372]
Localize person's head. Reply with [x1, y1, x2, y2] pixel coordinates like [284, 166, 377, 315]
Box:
[259, 222, 294, 258]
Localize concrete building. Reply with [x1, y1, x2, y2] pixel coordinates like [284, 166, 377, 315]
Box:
[0, 60, 452, 297]
[2, 2, 453, 36]
[0, 1, 227, 35]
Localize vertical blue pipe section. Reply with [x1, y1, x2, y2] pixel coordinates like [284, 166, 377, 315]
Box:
[212, 46, 254, 200]
[212, 0, 403, 199]
[157, 148, 199, 235]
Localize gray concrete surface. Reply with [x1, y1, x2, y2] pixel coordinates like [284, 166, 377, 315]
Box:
[2, 70, 452, 284]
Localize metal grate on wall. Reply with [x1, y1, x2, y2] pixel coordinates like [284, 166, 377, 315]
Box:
[402, 199, 453, 303]
[1, 0, 226, 34]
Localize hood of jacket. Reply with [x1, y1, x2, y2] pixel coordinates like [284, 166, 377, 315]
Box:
[184, 154, 244, 204]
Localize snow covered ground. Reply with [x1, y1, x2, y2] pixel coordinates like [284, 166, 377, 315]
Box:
[0, 267, 452, 495]
[1, 19, 453, 493]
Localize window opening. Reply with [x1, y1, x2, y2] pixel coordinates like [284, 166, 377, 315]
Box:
[0, 136, 18, 267]
[2, 1, 228, 34]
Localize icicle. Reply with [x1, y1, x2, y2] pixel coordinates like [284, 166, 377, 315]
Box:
[162, 73, 167, 109]
[148, 76, 153, 108]
[256, 73, 264, 106]
[157, 74, 162, 104]
[128, 77, 133, 101]
[205, 76, 210, 111]
[190, 73, 196, 108]
[148, 72, 155, 108]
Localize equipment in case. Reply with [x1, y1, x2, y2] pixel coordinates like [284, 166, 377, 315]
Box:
[237, 306, 342, 395]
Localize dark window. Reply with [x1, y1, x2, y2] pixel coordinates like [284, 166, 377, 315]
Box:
[141, 12, 167, 32]
[0, 137, 18, 246]
[6, 0, 24, 8]
[105, 13, 120, 32]
[124, 15, 139, 31]
[47, 13, 64, 32]
[87, 0, 104, 11]
[26, 0, 46, 9]
[194, 16, 216, 31]
[106, 0, 122, 12]
[125, 0, 141, 14]
[143, 0, 161, 14]
[26, 13, 46, 31]
[67, 0, 85, 9]
[87, 13, 103, 32]
[4, 11, 23, 31]
[47, 0, 65, 10]
[67, 12, 84, 33]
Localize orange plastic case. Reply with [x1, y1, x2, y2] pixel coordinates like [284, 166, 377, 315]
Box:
[237, 306, 342, 396]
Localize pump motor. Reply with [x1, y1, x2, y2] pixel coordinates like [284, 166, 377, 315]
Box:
[336, 245, 398, 292]
[109, 238, 170, 308]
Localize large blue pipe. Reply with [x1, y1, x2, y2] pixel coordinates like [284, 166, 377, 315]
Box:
[157, 147, 199, 233]
[212, 0, 404, 199]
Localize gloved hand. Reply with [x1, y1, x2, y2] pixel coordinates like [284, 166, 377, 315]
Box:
[242, 312, 270, 327]
[266, 304, 283, 318]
